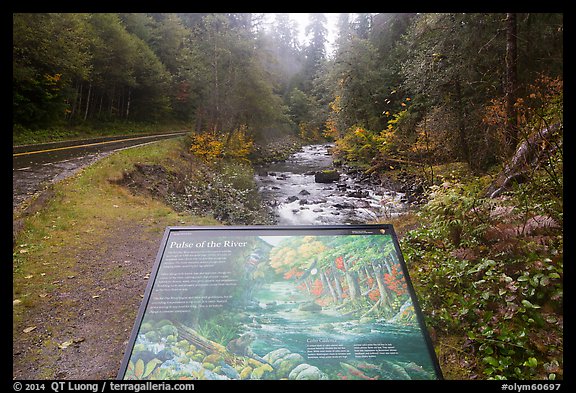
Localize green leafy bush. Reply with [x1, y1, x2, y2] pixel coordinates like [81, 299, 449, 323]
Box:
[402, 172, 562, 380]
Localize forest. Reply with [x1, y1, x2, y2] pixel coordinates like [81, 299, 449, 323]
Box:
[13, 13, 563, 380]
[13, 13, 563, 171]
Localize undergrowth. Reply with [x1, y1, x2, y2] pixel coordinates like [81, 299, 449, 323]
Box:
[401, 153, 563, 380]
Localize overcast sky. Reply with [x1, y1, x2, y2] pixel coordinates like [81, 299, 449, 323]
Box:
[264, 13, 341, 55]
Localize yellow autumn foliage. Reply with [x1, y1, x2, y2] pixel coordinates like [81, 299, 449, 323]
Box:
[189, 125, 253, 163]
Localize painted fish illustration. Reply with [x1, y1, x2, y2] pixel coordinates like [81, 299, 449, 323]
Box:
[339, 362, 378, 380]
[352, 361, 381, 371]
[379, 359, 412, 380]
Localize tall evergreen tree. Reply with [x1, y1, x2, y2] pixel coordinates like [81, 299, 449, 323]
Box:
[302, 14, 327, 90]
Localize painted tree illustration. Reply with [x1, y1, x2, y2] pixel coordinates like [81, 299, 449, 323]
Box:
[269, 236, 327, 295]
[327, 235, 404, 318]
[268, 234, 409, 319]
[328, 254, 360, 301]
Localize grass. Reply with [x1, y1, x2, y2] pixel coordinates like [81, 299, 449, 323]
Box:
[13, 121, 192, 146]
[13, 137, 218, 328]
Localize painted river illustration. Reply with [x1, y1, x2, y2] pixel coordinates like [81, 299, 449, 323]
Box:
[123, 233, 440, 380]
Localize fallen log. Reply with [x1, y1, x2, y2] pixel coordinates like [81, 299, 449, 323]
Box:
[174, 322, 233, 361]
[174, 321, 266, 368]
[484, 123, 562, 198]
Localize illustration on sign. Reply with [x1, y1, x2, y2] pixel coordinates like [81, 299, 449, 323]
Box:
[118, 225, 442, 380]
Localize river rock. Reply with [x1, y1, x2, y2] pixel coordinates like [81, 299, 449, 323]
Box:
[263, 348, 291, 364]
[289, 363, 328, 380]
[299, 301, 322, 312]
[251, 364, 274, 379]
[353, 199, 371, 208]
[275, 353, 305, 378]
[333, 202, 354, 209]
[263, 348, 306, 378]
[346, 189, 369, 198]
[314, 170, 340, 183]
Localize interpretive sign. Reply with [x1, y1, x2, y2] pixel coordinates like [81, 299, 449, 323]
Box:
[118, 225, 443, 380]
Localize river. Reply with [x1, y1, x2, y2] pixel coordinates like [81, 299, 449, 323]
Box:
[254, 144, 409, 225]
[241, 279, 437, 379]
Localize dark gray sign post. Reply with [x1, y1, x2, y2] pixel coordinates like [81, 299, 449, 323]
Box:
[118, 225, 442, 380]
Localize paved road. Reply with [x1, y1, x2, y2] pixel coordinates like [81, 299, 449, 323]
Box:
[13, 131, 187, 211]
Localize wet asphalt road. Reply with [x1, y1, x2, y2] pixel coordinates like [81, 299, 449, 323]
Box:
[13, 131, 187, 211]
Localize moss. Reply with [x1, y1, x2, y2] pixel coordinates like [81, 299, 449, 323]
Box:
[435, 336, 478, 380]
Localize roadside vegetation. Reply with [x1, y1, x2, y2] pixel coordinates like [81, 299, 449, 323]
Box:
[12, 121, 191, 146]
[13, 139, 207, 323]
[13, 134, 274, 313]
[13, 135, 281, 378]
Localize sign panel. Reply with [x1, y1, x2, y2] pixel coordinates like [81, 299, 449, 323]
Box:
[118, 225, 442, 380]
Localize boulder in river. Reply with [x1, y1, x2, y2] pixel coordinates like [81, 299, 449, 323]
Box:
[263, 348, 311, 379]
[314, 170, 340, 183]
[346, 189, 369, 198]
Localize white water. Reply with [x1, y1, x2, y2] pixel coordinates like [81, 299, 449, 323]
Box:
[255, 144, 409, 225]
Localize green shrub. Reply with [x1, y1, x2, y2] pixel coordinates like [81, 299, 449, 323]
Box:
[402, 173, 562, 380]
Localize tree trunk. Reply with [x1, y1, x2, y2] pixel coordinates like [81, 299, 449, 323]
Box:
[360, 266, 375, 295]
[83, 82, 92, 121]
[321, 270, 339, 303]
[329, 266, 344, 301]
[343, 258, 361, 301]
[454, 77, 471, 164]
[119, 86, 125, 119]
[484, 123, 562, 198]
[69, 81, 80, 119]
[371, 261, 394, 312]
[98, 91, 104, 117]
[504, 12, 518, 156]
[382, 256, 393, 276]
[109, 83, 116, 116]
[126, 87, 131, 118]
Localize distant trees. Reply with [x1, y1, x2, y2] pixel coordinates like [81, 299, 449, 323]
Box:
[13, 13, 92, 127]
[13, 13, 172, 127]
[12, 13, 296, 141]
[327, 13, 563, 169]
[13, 12, 562, 167]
